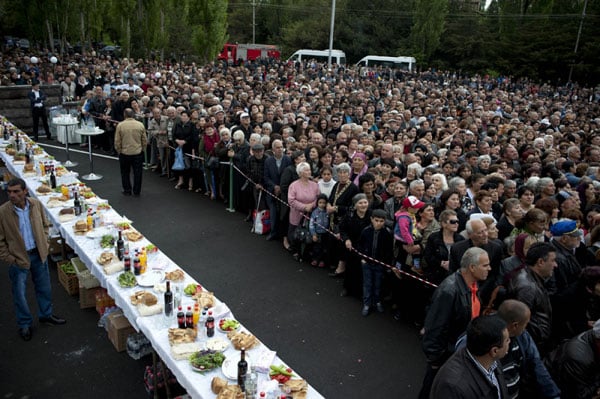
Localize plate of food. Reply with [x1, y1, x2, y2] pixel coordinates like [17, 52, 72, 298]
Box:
[36, 185, 53, 195]
[183, 283, 200, 296]
[221, 353, 252, 380]
[117, 271, 137, 288]
[136, 270, 164, 287]
[218, 319, 240, 333]
[125, 230, 143, 241]
[99, 234, 116, 248]
[190, 350, 226, 373]
[205, 337, 229, 353]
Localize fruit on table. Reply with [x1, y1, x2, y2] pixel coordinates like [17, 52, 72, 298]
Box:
[218, 319, 240, 331]
[184, 283, 198, 295]
[269, 364, 295, 383]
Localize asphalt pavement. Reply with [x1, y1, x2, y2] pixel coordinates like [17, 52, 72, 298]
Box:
[1, 140, 426, 399]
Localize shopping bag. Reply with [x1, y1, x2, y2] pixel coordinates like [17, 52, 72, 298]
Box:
[172, 147, 185, 171]
[252, 209, 271, 235]
[252, 191, 271, 235]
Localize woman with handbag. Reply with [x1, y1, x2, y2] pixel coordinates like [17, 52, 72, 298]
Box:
[288, 162, 320, 261]
[172, 110, 197, 191]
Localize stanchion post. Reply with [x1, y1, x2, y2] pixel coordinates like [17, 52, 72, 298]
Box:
[226, 159, 235, 213]
[143, 148, 150, 170]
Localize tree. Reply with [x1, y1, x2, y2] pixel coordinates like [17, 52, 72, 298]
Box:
[410, 0, 448, 63]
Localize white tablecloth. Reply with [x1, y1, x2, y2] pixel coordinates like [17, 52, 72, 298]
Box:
[0, 127, 324, 399]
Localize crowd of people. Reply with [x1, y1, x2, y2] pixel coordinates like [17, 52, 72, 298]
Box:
[4, 49, 600, 397]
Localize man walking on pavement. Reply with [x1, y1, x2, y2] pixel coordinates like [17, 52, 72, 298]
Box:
[0, 178, 65, 341]
[115, 108, 147, 196]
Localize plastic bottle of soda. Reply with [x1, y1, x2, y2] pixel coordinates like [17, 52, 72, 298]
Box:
[205, 311, 215, 337]
[123, 250, 131, 272]
[177, 306, 185, 329]
[185, 306, 193, 329]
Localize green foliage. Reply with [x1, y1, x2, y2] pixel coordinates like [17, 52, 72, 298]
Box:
[1, 0, 599, 84]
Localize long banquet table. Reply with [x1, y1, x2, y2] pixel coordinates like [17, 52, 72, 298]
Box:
[0, 117, 324, 399]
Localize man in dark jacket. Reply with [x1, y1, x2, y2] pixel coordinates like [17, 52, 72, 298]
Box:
[263, 139, 291, 241]
[28, 80, 51, 141]
[545, 319, 600, 399]
[449, 218, 504, 304]
[431, 314, 510, 399]
[418, 247, 491, 399]
[506, 242, 556, 355]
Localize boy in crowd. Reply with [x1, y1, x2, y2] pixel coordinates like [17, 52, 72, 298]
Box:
[358, 209, 394, 316]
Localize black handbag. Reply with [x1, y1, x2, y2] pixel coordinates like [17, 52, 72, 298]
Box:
[294, 217, 312, 245]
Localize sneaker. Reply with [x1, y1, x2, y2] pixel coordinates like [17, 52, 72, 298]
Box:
[318, 261, 326, 268]
[361, 305, 370, 317]
[310, 260, 318, 267]
[376, 302, 384, 313]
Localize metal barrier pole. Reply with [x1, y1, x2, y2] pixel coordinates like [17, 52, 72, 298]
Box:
[226, 160, 235, 213]
[143, 148, 150, 170]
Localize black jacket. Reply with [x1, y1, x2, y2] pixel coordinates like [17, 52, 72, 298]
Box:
[449, 238, 504, 304]
[422, 271, 475, 366]
[545, 330, 600, 399]
[357, 225, 394, 266]
[507, 267, 553, 354]
[423, 230, 465, 285]
[431, 347, 509, 399]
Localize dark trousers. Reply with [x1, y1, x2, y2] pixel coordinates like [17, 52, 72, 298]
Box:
[32, 107, 50, 140]
[119, 152, 144, 194]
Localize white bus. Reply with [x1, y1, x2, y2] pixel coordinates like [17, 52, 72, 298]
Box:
[356, 55, 417, 72]
[287, 49, 347, 65]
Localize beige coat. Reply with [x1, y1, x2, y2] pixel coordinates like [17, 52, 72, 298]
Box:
[114, 118, 147, 155]
[0, 197, 50, 268]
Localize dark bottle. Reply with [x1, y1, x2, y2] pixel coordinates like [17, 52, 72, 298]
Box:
[164, 281, 173, 317]
[73, 192, 82, 216]
[205, 311, 215, 337]
[116, 230, 124, 260]
[25, 146, 31, 164]
[123, 250, 131, 273]
[49, 167, 56, 189]
[133, 250, 141, 275]
[177, 306, 185, 329]
[185, 306, 193, 329]
[237, 347, 248, 391]
[2, 122, 8, 140]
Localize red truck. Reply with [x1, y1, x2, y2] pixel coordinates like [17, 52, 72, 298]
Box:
[218, 43, 280, 63]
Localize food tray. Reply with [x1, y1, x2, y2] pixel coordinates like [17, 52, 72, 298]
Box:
[72, 257, 100, 288]
[57, 260, 79, 296]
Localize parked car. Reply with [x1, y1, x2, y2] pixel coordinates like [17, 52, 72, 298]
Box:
[16, 38, 30, 50]
[3, 36, 15, 51]
[100, 45, 121, 57]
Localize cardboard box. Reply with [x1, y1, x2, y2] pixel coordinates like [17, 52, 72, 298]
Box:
[107, 311, 135, 352]
[48, 235, 72, 256]
[79, 284, 102, 309]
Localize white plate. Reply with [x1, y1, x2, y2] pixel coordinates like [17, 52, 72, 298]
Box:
[221, 353, 252, 380]
[136, 270, 164, 287]
[86, 227, 110, 239]
[205, 337, 229, 352]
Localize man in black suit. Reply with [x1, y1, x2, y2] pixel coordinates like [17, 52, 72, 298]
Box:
[28, 81, 52, 141]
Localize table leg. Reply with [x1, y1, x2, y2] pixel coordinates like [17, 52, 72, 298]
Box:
[82, 135, 102, 180]
[63, 126, 78, 167]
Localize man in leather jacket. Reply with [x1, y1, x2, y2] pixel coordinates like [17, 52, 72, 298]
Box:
[506, 242, 556, 355]
[418, 247, 491, 399]
[545, 319, 600, 399]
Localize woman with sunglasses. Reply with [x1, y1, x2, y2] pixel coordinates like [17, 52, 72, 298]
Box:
[423, 210, 465, 285]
